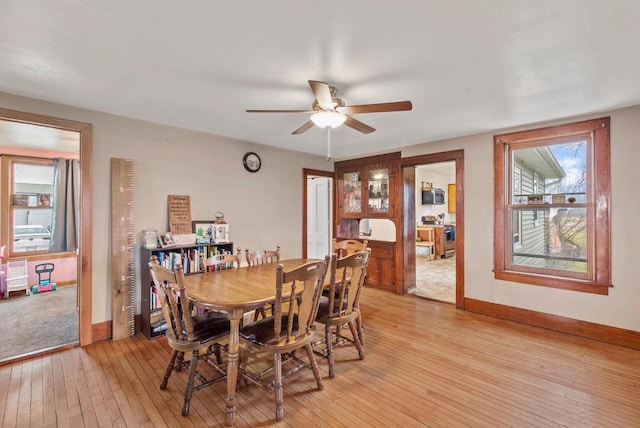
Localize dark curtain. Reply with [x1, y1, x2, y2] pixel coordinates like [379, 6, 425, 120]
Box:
[49, 159, 79, 253]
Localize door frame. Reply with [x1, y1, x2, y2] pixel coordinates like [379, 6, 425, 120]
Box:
[302, 168, 334, 258]
[399, 150, 464, 309]
[0, 107, 93, 346]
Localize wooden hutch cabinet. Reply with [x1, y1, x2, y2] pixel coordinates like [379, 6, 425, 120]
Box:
[336, 153, 398, 219]
[365, 241, 396, 291]
[334, 152, 401, 293]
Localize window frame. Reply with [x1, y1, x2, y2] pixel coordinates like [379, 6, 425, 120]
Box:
[512, 166, 522, 248]
[493, 117, 611, 295]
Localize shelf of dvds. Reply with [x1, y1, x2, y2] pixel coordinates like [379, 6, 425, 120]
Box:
[139, 241, 234, 338]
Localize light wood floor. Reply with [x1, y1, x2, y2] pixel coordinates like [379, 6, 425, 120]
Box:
[2, 287, 639, 427]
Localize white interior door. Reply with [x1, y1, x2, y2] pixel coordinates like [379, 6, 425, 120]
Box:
[306, 176, 332, 258]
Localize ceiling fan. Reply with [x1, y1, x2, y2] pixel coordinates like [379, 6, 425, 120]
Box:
[246, 80, 413, 135]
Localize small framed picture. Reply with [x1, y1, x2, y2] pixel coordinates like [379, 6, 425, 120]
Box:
[159, 232, 175, 248]
[192, 221, 213, 244]
[37, 193, 51, 207]
[213, 224, 229, 243]
[527, 195, 543, 204]
[12, 194, 28, 206]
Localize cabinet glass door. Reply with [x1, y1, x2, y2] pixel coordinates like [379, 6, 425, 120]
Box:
[367, 168, 390, 214]
[340, 171, 362, 214]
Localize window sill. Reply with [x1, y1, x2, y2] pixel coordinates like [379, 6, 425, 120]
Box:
[8, 251, 76, 262]
[494, 270, 611, 295]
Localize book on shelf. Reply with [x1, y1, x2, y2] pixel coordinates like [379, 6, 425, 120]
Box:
[150, 319, 168, 336]
[150, 285, 162, 311]
[150, 242, 233, 274]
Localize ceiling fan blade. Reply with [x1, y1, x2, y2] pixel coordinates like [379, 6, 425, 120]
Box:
[246, 109, 315, 113]
[292, 121, 315, 135]
[308, 80, 334, 110]
[344, 116, 376, 134]
[337, 101, 412, 114]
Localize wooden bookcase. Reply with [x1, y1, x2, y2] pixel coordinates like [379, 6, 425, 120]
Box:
[139, 242, 234, 338]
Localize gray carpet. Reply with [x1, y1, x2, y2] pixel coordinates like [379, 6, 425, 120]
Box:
[0, 285, 78, 361]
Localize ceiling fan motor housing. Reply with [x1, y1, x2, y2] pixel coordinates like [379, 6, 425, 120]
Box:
[312, 90, 345, 111]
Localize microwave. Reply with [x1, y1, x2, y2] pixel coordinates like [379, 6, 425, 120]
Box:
[422, 188, 445, 205]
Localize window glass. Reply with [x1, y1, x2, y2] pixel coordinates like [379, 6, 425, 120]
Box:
[509, 140, 588, 276]
[12, 162, 54, 254]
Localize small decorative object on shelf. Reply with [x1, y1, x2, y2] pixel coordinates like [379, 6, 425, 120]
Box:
[159, 232, 175, 248]
[143, 227, 158, 249]
[212, 212, 229, 243]
[192, 220, 213, 244]
[527, 195, 543, 204]
[38, 193, 51, 207]
[12, 194, 28, 206]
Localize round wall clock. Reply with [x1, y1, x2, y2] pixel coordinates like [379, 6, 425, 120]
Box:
[242, 152, 261, 173]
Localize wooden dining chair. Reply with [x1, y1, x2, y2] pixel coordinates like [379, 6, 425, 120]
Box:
[314, 250, 370, 378]
[332, 238, 367, 258]
[331, 238, 368, 345]
[201, 251, 241, 271]
[148, 257, 230, 417]
[245, 245, 281, 320]
[245, 245, 281, 266]
[238, 257, 330, 422]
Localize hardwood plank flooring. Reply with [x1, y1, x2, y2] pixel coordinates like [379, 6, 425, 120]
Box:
[1, 287, 639, 427]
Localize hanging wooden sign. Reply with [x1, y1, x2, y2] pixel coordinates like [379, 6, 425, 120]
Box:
[168, 194, 192, 235]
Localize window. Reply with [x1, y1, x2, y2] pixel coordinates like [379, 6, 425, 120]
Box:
[2, 156, 56, 256]
[493, 117, 611, 294]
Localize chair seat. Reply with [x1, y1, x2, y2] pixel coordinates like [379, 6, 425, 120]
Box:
[240, 315, 300, 346]
[315, 296, 349, 321]
[192, 312, 231, 342]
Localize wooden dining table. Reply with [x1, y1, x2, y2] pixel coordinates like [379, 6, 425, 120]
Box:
[183, 258, 320, 426]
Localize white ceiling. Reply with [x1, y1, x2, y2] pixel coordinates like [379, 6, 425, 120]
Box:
[1, 1, 639, 159]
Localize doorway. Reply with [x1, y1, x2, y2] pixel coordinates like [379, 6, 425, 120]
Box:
[400, 150, 464, 309]
[0, 108, 92, 364]
[412, 162, 456, 303]
[302, 168, 333, 259]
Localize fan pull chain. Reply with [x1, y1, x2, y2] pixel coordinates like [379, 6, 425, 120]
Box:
[326, 126, 331, 161]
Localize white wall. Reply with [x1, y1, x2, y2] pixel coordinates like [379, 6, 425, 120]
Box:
[403, 106, 640, 332]
[0, 92, 332, 323]
[416, 163, 455, 224]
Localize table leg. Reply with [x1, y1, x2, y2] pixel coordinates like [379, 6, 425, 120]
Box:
[225, 308, 243, 426]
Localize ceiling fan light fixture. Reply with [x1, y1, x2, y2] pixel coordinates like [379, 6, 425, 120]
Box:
[310, 110, 346, 128]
